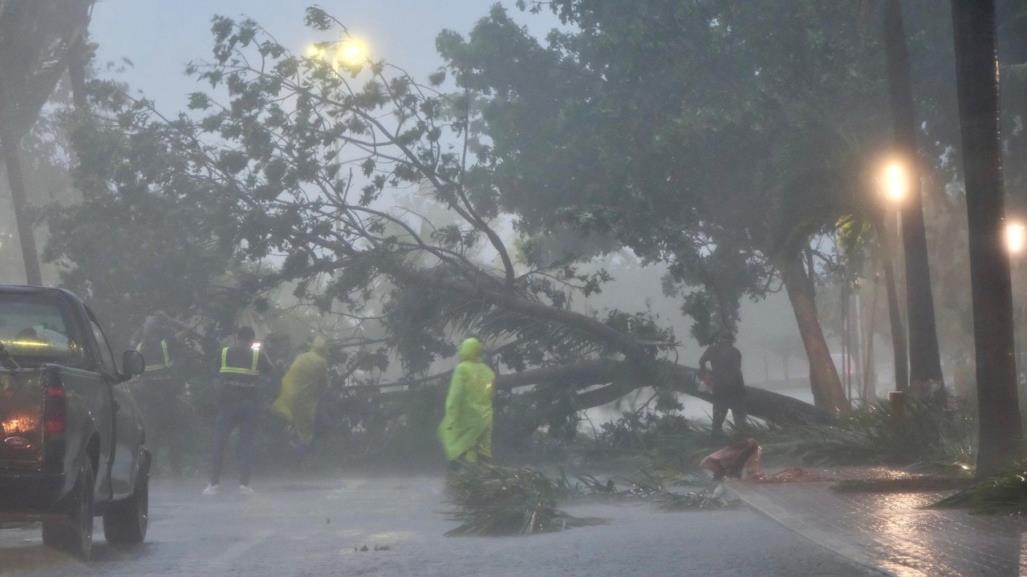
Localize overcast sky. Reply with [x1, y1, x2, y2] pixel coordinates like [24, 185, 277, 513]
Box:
[90, 0, 560, 111]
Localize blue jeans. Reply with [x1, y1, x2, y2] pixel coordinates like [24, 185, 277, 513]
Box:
[209, 398, 258, 486]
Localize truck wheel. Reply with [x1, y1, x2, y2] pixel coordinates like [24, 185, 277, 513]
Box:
[42, 459, 95, 560]
[103, 459, 149, 545]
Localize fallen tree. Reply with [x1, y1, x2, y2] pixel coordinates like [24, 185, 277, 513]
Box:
[376, 359, 832, 427]
[72, 11, 833, 435]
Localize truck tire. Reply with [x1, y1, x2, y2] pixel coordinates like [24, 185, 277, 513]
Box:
[42, 459, 95, 560]
[102, 459, 149, 545]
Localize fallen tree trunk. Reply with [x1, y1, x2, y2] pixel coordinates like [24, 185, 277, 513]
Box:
[378, 267, 833, 426]
[371, 359, 832, 427]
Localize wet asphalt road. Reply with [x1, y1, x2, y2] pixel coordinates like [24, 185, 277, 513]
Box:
[0, 476, 879, 577]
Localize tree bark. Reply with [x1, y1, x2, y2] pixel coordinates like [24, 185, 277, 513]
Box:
[882, 0, 946, 403]
[778, 253, 849, 415]
[68, 36, 89, 112]
[950, 0, 1024, 478]
[1, 134, 42, 285]
[376, 359, 833, 426]
[385, 263, 835, 425]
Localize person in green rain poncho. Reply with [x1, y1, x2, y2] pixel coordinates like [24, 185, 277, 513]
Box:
[438, 338, 496, 466]
[273, 336, 330, 451]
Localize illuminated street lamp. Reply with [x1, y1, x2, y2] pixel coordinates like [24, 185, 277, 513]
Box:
[304, 37, 370, 70]
[879, 159, 910, 205]
[337, 37, 370, 67]
[1005, 221, 1026, 256]
[304, 44, 325, 59]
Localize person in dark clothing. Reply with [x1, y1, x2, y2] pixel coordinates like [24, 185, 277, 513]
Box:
[699, 332, 747, 438]
[203, 326, 274, 496]
[132, 311, 193, 476]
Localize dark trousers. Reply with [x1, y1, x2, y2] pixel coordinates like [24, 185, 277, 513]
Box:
[209, 398, 258, 486]
[134, 373, 186, 475]
[712, 395, 748, 436]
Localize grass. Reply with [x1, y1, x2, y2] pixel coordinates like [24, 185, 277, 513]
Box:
[930, 461, 1027, 514]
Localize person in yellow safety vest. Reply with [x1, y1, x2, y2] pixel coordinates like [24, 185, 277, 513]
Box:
[272, 336, 330, 455]
[437, 338, 495, 469]
[131, 311, 192, 476]
[203, 326, 274, 497]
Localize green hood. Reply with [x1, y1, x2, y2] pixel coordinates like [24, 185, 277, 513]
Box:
[311, 335, 328, 356]
[458, 338, 482, 362]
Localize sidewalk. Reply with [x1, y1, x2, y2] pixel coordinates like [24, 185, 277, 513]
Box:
[728, 469, 1027, 577]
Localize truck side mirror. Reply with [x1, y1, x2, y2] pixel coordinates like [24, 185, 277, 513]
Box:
[122, 350, 145, 379]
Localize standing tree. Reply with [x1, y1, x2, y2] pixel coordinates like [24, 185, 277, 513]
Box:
[0, 0, 93, 284]
[880, 0, 946, 401]
[950, 0, 1024, 477]
[437, 1, 899, 414]
[44, 81, 249, 346]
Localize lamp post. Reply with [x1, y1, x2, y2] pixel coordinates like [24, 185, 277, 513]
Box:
[877, 159, 910, 396]
[880, 160, 910, 205]
[1006, 221, 1026, 400]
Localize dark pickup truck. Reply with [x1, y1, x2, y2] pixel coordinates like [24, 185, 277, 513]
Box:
[0, 286, 149, 559]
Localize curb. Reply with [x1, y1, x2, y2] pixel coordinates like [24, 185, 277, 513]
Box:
[725, 481, 911, 577]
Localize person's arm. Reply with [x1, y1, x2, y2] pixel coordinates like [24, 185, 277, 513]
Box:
[443, 365, 467, 422]
[214, 346, 225, 376]
[699, 346, 712, 372]
[130, 315, 155, 349]
[319, 358, 330, 387]
[259, 351, 276, 375]
[731, 348, 742, 373]
[158, 311, 195, 334]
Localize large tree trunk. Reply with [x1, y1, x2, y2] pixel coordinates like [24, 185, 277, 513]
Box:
[1, 133, 42, 285]
[950, 0, 1024, 478]
[778, 253, 849, 415]
[882, 0, 946, 403]
[68, 37, 89, 112]
[377, 359, 833, 427]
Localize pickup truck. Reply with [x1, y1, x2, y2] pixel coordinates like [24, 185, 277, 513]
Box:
[0, 285, 150, 559]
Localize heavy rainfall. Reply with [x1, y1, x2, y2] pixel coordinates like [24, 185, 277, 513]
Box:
[0, 1, 1024, 576]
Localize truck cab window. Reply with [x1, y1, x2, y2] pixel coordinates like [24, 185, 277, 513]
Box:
[88, 318, 117, 376]
[0, 297, 79, 365]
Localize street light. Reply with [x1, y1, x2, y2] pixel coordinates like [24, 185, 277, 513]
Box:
[336, 37, 370, 67]
[1005, 221, 1026, 256]
[303, 37, 371, 69]
[304, 44, 325, 59]
[879, 159, 910, 205]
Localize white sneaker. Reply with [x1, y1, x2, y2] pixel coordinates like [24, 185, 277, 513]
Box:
[202, 484, 220, 496]
[239, 484, 256, 496]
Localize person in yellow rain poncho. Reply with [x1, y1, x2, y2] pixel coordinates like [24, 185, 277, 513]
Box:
[438, 338, 496, 466]
[273, 336, 330, 450]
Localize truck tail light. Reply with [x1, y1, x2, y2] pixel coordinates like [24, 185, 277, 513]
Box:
[44, 385, 66, 436]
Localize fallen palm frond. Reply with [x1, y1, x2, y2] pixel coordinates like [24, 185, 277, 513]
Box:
[656, 487, 736, 511]
[759, 400, 976, 467]
[445, 464, 603, 536]
[930, 462, 1027, 514]
[621, 469, 734, 511]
